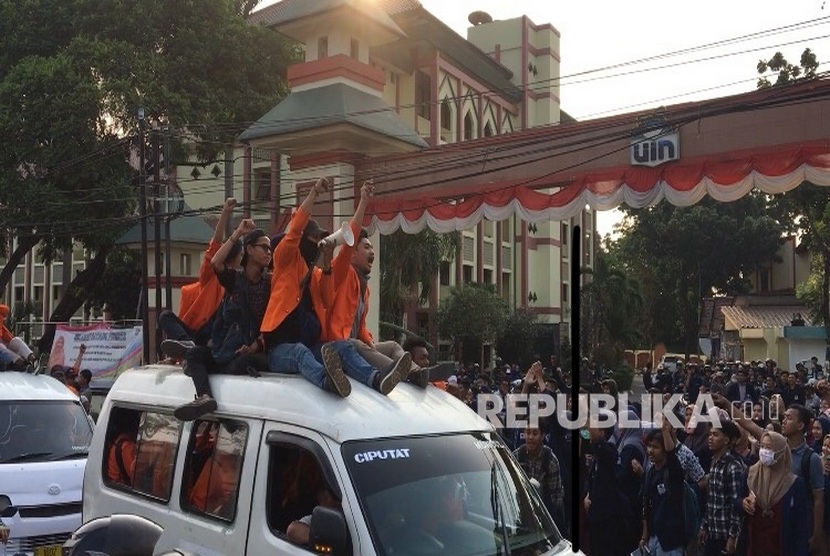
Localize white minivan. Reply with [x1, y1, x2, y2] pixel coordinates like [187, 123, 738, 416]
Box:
[65, 365, 576, 555]
[0, 372, 92, 556]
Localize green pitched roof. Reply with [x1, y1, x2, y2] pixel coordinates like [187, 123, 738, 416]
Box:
[238, 83, 428, 148]
[116, 205, 214, 246]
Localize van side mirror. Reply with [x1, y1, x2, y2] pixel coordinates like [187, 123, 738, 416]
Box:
[309, 506, 348, 554]
[0, 495, 17, 518]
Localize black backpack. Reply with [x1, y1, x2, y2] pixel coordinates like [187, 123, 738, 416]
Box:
[798, 445, 814, 506]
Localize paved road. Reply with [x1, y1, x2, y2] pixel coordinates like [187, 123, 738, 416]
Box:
[628, 373, 646, 397]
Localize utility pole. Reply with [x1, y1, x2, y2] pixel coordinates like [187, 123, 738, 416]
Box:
[138, 108, 150, 365]
[163, 128, 174, 309]
[152, 124, 163, 362]
[225, 145, 234, 237]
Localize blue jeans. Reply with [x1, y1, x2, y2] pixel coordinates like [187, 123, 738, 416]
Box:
[646, 536, 684, 556]
[267, 340, 377, 388]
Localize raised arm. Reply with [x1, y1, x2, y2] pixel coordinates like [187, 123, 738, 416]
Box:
[71, 343, 87, 374]
[351, 180, 374, 227]
[212, 197, 236, 244]
[212, 219, 255, 273]
[298, 177, 330, 216]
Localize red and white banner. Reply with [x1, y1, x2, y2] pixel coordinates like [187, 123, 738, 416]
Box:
[367, 143, 830, 233]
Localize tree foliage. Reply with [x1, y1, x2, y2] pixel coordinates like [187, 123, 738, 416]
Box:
[435, 283, 509, 363]
[757, 48, 818, 88]
[0, 0, 299, 342]
[378, 229, 459, 331]
[755, 49, 827, 333]
[616, 196, 784, 354]
[86, 247, 142, 322]
[494, 306, 538, 368]
[581, 247, 644, 354]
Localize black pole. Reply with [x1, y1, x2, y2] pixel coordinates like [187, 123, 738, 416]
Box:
[570, 223, 581, 553]
[163, 129, 173, 308]
[152, 126, 162, 362]
[138, 108, 150, 365]
[165, 217, 172, 308]
[224, 145, 234, 237]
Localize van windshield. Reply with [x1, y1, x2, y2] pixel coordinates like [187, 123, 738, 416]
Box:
[342, 432, 565, 556]
[0, 400, 93, 463]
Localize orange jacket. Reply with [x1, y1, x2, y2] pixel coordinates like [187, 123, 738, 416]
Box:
[321, 222, 372, 345]
[260, 207, 330, 334]
[106, 433, 136, 486]
[189, 451, 240, 518]
[0, 305, 13, 344]
[178, 240, 225, 331]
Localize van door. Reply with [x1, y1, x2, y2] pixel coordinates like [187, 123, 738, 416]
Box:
[246, 425, 362, 556]
[152, 416, 260, 556]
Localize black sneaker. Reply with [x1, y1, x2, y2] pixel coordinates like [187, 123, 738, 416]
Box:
[161, 339, 196, 360]
[407, 367, 429, 388]
[320, 343, 351, 397]
[174, 396, 218, 421]
[378, 353, 410, 395]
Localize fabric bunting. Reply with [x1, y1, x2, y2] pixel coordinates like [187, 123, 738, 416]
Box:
[367, 143, 830, 234]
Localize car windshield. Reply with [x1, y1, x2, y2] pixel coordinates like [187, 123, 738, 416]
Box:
[342, 432, 565, 556]
[0, 400, 93, 463]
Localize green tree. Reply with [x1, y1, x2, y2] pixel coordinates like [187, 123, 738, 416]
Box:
[378, 229, 459, 334]
[769, 185, 830, 334]
[86, 247, 142, 322]
[0, 0, 299, 349]
[495, 306, 538, 368]
[435, 283, 510, 364]
[757, 48, 818, 88]
[755, 49, 829, 337]
[617, 195, 784, 355]
[580, 247, 644, 360]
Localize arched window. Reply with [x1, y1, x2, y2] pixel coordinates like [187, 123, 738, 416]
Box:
[483, 122, 494, 137]
[463, 112, 474, 140]
[441, 100, 452, 131]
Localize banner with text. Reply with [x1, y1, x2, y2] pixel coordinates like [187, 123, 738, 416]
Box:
[47, 323, 143, 377]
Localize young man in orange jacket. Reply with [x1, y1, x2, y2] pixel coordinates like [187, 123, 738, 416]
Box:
[160, 197, 242, 355]
[323, 183, 453, 387]
[262, 178, 409, 397]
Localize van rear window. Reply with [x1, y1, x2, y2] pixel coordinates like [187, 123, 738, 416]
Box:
[103, 406, 181, 502]
[181, 418, 247, 523]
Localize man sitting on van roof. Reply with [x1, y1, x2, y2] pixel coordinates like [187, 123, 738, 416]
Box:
[321, 182, 449, 389]
[160, 197, 241, 358]
[260, 178, 408, 398]
[171, 218, 273, 421]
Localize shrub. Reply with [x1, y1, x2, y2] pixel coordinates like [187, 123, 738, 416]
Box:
[612, 365, 635, 392]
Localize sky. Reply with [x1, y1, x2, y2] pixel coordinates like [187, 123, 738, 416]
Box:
[255, 0, 830, 235]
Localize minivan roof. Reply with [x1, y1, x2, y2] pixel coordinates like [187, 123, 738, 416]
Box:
[108, 366, 495, 442]
[0, 371, 80, 401]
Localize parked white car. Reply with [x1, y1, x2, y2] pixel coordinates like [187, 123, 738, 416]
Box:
[0, 372, 92, 556]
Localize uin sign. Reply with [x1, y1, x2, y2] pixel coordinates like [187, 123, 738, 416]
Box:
[630, 116, 680, 167]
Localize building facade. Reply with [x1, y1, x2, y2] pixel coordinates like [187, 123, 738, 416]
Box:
[177, 0, 594, 362]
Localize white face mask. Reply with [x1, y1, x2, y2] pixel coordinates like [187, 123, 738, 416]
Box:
[758, 447, 776, 466]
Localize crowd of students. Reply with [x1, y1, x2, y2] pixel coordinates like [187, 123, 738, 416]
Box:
[578, 359, 830, 556]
